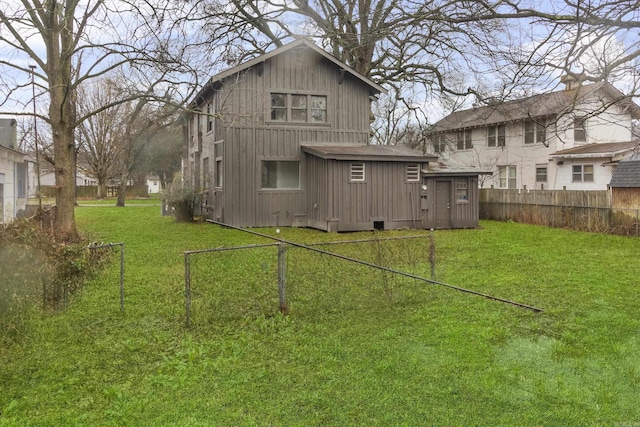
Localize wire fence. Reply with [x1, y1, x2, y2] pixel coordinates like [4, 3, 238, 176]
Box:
[183, 230, 542, 328]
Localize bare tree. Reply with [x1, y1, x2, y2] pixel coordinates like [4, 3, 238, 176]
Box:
[76, 80, 126, 199]
[0, 1, 200, 240]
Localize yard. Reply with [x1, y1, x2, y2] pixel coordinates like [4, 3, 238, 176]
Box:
[1, 206, 639, 425]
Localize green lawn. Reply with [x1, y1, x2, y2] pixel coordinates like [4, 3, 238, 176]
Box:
[1, 207, 639, 426]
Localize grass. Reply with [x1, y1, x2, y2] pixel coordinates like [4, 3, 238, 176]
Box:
[1, 207, 640, 425]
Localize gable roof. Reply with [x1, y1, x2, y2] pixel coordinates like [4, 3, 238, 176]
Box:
[610, 156, 640, 187]
[191, 39, 386, 108]
[301, 143, 437, 162]
[432, 82, 640, 133]
[550, 141, 639, 159]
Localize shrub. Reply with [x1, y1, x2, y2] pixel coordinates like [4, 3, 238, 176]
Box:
[162, 173, 199, 222]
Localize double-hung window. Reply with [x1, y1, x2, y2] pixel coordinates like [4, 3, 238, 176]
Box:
[433, 135, 446, 153]
[535, 165, 548, 183]
[524, 119, 546, 144]
[498, 165, 516, 189]
[270, 93, 327, 123]
[572, 164, 594, 182]
[574, 117, 587, 142]
[456, 129, 472, 150]
[487, 125, 505, 147]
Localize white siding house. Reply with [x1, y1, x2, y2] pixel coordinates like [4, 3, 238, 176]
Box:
[0, 119, 28, 223]
[430, 79, 640, 190]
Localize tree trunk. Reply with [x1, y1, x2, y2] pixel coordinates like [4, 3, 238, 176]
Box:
[97, 180, 107, 199]
[47, 15, 78, 241]
[116, 171, 127, 206]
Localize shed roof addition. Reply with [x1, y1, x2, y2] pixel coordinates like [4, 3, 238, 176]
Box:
[550, 141, 639, 159]
[301, 143, 437, 162]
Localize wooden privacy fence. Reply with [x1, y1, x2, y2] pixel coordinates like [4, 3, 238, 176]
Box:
[480, 189, 640, 236]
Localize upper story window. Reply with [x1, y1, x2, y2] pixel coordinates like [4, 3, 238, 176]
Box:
[433, 135, 446, 153]
[487, 124, 505, 147]
[270, 93, 327, 123]
[456, 129, 472, 150]
[524, 119, 546, 144]
[572, 164, 594, 182]
[574, 117, 587, 142]
[206, 102, 213, 133]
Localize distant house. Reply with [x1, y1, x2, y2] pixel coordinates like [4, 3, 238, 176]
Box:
[183, 39, 485, 231]
[430, 77, 640, 190]
[0, 118, 28, 223]
[610, 154, 640, 210]
[146, 176, 161, 194]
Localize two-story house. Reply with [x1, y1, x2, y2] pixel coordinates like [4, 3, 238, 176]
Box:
[0, 118, 28, 223]
[183, 39, 485, 231]
[430, 77, 640, 190]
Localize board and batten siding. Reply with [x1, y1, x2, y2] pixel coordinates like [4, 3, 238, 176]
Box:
[193, 47, 376, 227]
[306, 160, 425, 231]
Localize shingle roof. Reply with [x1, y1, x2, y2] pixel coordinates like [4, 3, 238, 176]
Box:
[301, 143, 437, 162]
[432, 82, 640, 132]
[610, 158, 640, 187]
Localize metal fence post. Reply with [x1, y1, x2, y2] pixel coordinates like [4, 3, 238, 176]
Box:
[278, 242, 288, 314]
[185, 253, 192, 327]
[429, 228, 436, 280]
[119, 243, 125, 313]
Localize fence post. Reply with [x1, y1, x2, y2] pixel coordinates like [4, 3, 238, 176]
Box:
[184, 253, 192, 327]
[429, 228, 436, 280]
[277, 242, 288, 314]
[119, 243, 125, 313]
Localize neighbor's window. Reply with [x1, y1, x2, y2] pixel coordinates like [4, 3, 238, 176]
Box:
[487, 124, 505, 147]
[574, 117, 587, 142]
[15, 162, 26, 197]
[406, 164, 420, 182]
[261, 161, 300, 189]
[433, 135, 446, 153]
[572, 164, 594, 182]
[498, 165, 516, 189]
[524, 119, 546, 144]
[535, 165, 547, 182]
[456, 129, 472, 150]
[270, 93, 327, 123]
[350, 162, 365, 182]
[456, 181, 469, 202]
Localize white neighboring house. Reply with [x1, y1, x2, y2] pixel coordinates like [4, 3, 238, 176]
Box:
[146, 175, 161, 194]
[430, 77, 640, 190]
[0, 118, 28, 223]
